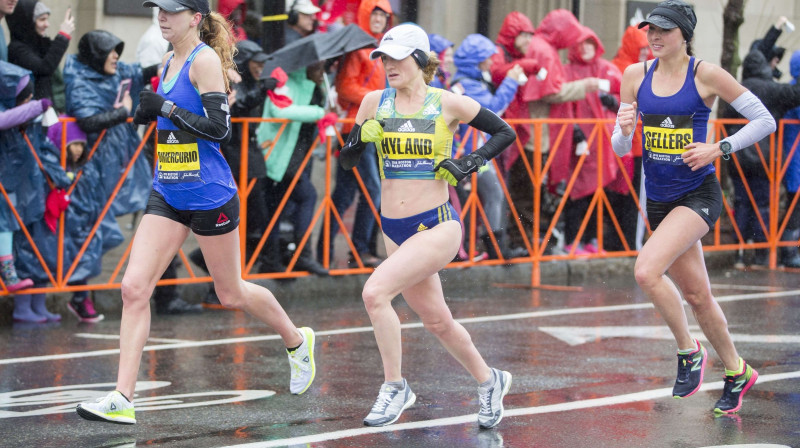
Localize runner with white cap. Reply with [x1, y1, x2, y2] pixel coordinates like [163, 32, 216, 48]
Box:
[340, 23, 517, 428]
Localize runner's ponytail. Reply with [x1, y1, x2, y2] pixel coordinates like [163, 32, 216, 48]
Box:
[422, 52, 441, 85]
[199, 12, 238, 93]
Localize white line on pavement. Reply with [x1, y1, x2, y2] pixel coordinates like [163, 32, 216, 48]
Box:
[74, 333, 193, 344]
[1, 289, 798, 366]
[216, 370, 800, 448]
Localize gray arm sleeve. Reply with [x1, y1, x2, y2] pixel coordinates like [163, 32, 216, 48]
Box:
[722, 91, 776, 152]
[611, 102, 636, 157]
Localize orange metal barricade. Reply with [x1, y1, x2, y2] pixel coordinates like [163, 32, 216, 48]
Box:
[2, 116, 798, 296]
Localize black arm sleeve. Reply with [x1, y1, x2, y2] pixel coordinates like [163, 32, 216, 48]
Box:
[166, 92, 231, 143]
[469, 107, 516, 162]
[77, 107, 130, 134]
[339, 123, 365, 170]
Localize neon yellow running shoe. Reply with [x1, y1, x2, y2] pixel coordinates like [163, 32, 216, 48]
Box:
[76, 391, 136, 424]
[287, 327, 316, 394]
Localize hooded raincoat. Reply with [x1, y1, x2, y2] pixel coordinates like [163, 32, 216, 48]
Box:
[0, 62, 47, 232]
[14, 119, 114, 284]
[783, 50, 800, 193]
[451, 33, 518, 155]
[335, 0, 392, 134]
[549, 26, 626, 200]
[6, 0, 69, 110]
[63, 30, 151, 218]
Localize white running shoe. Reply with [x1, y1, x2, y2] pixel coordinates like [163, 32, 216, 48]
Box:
[287, 327, 316, 394]
[363, 380, 416, 427]
[477, 368, 512, 429]
[76, 390, 136, 424]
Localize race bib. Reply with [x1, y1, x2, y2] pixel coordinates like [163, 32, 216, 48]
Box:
[157, 129, 201, 183]
[642, 113, 694, 165]
[380, 118, 436, 172]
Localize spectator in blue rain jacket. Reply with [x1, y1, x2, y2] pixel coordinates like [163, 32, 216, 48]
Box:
[428, 33, 454, 89]
[63, 30, 156, 221]
[780, 49, 800, 268]
[450, 33, 524, 259]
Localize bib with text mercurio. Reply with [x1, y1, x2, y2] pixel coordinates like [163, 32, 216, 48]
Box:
[642, 112, 694, 166]
[157, 129, 202, 183]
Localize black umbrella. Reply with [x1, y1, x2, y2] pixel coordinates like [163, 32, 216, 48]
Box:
[260, 24, 377, 78]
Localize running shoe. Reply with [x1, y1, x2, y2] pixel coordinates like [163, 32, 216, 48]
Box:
[287, 327, 316, 394]
[76, 391, 136, 424]
[478, 368, 512, 429]
[672, 339, 707, 398]
[67, 298, 104, 323]
[714, 361, 758, 414]
[363, 379, 416, 427]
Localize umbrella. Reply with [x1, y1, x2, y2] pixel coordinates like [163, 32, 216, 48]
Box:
[260, 24, 377, 79]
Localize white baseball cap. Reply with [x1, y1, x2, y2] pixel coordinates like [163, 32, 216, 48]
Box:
[369, 23, 430, 61]
[287, 0, 321, 15]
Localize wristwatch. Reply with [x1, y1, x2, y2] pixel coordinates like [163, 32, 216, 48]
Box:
[719, 140, 732, 160]
[160, 100, 175, 118]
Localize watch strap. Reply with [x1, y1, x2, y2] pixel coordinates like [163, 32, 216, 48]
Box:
[160, 100, 175, 118]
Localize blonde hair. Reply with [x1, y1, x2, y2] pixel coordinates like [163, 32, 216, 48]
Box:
[421, 51, 441, 85]
[199, 12, 238, 92]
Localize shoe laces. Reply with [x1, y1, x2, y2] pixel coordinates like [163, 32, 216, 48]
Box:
[370, 389, 395, 414]
[478, 387, 493, 415]
[676, 354, 693, 381]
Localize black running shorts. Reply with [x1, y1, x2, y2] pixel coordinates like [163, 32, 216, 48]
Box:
[145, 190, 240, 236]
[646, 173, 722, 231]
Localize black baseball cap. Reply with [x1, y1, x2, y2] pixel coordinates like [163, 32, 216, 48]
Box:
[638, 0, 697, 40]
[142, 0, 210, 15]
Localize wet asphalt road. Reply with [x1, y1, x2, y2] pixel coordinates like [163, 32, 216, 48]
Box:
[1, 267, 799, 448]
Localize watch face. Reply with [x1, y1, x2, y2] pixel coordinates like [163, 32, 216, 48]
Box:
[721, 141, 732, 153]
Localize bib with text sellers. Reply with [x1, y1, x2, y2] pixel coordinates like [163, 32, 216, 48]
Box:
[642, 113, 694, 166]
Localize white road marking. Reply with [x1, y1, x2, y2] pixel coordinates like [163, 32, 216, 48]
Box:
[74, 333, 193, 344]
[216, 370, 800, 448]
[539, 325, 800, 346]
[1, 289, 798, 366]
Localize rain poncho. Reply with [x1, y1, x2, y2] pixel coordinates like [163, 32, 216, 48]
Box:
[429, 33, 453, 89]
[549, 26, 627, 200]
[63, 30, 151, 218]
[611, 25, 650, 158]
[335, 0, 392, 134]
[451, 33, 518, 155]
[14, 119, 116, 284]
[0, 62, 47, 232]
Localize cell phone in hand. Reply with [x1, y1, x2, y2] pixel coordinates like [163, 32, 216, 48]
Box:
[114, 79, 132, 108]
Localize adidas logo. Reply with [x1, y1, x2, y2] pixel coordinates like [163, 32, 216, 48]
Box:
[397, 120, 415, 132]
[701, 208, 709, 215]
[660, 117, 675, 129]
[167, 132, 179, 144]
[423, 104, 438, 115]
[417, 223, 428, 232]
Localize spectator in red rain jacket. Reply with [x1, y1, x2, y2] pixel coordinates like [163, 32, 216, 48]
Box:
[503, 10, 599, 254]
[490, 11, 539, 172]
[552, 25, 627, 254]
[218, 0, 247, 41]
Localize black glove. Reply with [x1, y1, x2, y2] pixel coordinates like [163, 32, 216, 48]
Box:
[599, 92, 619, 112]
[261, 77, 278, 92]
[435, 153, 485, 186]
[572, 124, 587, 145]
[139, 91, 168, 117]
[133, 104, 156, 125]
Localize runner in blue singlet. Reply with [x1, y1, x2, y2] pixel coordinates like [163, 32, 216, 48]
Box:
[612, 0, 775, 415]
[76, 0, 317, 425]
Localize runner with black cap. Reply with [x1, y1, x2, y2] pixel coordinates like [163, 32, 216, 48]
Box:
[612, 0, 774, 414]
[75, 0, 316, 425]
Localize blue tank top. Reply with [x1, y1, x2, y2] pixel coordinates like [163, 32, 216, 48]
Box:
[637, 57, 713, 202]
[153, 43, 236, 210]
